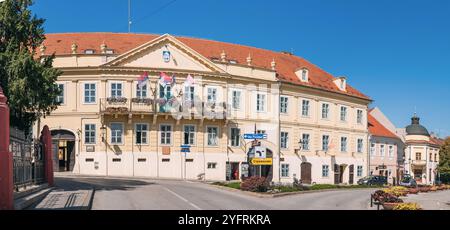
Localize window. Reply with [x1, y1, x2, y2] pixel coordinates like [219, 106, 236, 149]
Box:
[136, 84, 147, 99]
[429, 153, 433, 162]
[380, 145, 385, 157]
[207, 88, 217, 103]
[322, 165, 329, 177]
[357, 166, 363, 177]
[184, 86, 195, 102]
[135, 124, 148, 145]
[231, 90, 241, 110]
[105, 49, 114, 54]
[207, 163, 217, 169]
[302, 100, 310, 117]
[435, 154, 438, 162]
[340, 137, 347, 152]
[281, 164, 289, 177]
[322, 103, 330, 119]
[207, 126, 218, 146]
[301, 69, 308, 81]
[160, 125, 172, 145]
[280, 96, 288, 113]
[340, 106, 347, 122]
[357, 110, 363, 124]
[280, 132, 289, 149]
[110, 123, 123, 144]
[84, 83, 96, 103]
[183, 125, 195, 145]
[416, 152, 421, 160]
[84, 49, 95, 54]
[388, 146, 394, 158]
[257, 130, 266, 134]
[322, 135, 330, 151]
[56, 84, 64, 104]
[256, 93, 266, 112]
[302, 134, 310, 151]
[230, 128, 240, 147]
[370, 143, 376, 156]
[111, 83, 123, 98]
[357, 139, 364, 153]
[84, 124, 96, 144]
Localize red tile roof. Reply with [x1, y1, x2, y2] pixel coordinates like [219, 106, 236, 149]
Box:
[368, 114, 399, 139]
[42, 32, 370, 100]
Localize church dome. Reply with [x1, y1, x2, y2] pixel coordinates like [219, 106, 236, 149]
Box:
[405, 115, 430, 137]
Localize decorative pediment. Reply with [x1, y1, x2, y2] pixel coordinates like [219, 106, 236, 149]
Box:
[102, 34, 225, 73]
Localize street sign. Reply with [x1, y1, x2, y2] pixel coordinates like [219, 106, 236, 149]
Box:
[181, 145, 190, 153]
[251, 158, 273, 166]
[243, 133, 267, 140]
[254, 146, 266, 159]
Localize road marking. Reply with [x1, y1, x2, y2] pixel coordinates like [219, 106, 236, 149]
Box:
[164, 187, 202, 210]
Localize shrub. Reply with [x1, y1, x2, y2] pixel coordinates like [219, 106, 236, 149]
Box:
[383, 186, 409, 197]
[310, 184, 340, 190]
[240, 177, 270, 192]
[393, 203, 421, 210]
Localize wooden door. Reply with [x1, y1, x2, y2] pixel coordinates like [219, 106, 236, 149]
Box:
[301, 162, 312, 184]
[349, 165, 354, 185]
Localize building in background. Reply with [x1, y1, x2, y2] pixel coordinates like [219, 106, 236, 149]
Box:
[368, 111, 404, 185]
[34, 33, 371, 184]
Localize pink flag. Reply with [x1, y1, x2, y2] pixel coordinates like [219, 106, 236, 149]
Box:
[185, 74, 195, 86]
[159, 72, 173, 86]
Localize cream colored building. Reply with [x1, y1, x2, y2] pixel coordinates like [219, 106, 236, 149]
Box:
[35, 33, 372, 184]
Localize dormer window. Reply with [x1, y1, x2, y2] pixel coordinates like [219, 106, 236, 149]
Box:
[84, 49, 95, 54]
[334, 76, 347, 91]
[229, 60, 238, 64]
[105, 49, 114, 54]
[296, 68, 309, 83]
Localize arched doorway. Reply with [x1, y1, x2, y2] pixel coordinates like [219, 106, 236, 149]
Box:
[51, 130, 76, 172]
[300, 162, 312, 184]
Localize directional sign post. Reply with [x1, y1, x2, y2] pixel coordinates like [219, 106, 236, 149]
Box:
[243, 133, 267, 140]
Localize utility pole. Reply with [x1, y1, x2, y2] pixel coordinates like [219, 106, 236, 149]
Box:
[128, 0, 132, 33]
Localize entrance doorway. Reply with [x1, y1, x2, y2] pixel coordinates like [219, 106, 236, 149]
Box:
[334, 164, 346, 184]
[226, 162, 240, 181]
[300, 162, 312, 184]
[51, 130, 76, 172]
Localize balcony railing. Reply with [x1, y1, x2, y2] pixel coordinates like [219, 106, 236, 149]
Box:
[412, 160, 426, 167]
[100, 97, 228, 120]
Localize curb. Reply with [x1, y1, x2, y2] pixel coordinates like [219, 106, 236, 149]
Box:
[14, 187, 54, 210]
[210, 184, 378, 198]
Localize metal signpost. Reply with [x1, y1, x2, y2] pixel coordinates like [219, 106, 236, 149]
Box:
[181, 145, 190, 180]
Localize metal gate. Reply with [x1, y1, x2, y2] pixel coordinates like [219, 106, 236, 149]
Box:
[11, 128, 45, 191]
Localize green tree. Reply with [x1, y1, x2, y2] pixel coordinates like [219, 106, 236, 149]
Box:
[0, 0, 61, 131]
[438, 137, 450, 183]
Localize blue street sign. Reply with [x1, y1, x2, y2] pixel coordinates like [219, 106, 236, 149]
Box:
[181, 145, 190, 153]
[181, 148, 190, 153]
[181, 145, 191, 148]
[243, 134, 267, 140]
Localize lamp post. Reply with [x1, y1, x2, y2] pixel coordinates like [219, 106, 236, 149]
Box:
[100, 125, 107, 143]
[100, 125, 107, 176]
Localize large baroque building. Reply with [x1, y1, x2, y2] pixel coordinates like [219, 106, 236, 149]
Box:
[35, 33, 372, 184]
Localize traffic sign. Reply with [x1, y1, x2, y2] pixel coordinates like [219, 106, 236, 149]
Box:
[181, 145, 190, 153]
[251, 158, 273, 166]
[244, 133, 267, 140]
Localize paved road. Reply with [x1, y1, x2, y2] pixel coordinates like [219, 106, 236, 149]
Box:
[53, 175, 377, 210]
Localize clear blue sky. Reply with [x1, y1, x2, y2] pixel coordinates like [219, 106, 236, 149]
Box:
[31, 0, 450, 137]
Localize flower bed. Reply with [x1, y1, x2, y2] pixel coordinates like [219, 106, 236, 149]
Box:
[393, 203, 422, 210]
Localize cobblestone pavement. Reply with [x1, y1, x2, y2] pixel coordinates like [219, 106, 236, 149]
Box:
[403, 190, 450, 210]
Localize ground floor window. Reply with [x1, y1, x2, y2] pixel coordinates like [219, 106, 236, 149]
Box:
[357, 166, 363, 177]
[281, 164, 289, 177]
[135, 123, 148, 144]
[110, 123, 123, 144]
[322, 165, 329, 177]
[207, 162, 217, 169]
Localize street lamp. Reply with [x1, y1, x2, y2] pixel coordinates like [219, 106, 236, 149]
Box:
[295, 139, 304, 154]
[100, 125, 107, 143]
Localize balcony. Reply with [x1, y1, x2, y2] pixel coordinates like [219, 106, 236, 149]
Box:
[100, 97, 130, 114]
[411, 160, 426, 167]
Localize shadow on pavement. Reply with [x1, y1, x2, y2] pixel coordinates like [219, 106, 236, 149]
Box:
[54, 177, 155, 192]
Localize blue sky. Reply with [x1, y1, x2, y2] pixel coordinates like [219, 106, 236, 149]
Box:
[31, 0, 450, 137]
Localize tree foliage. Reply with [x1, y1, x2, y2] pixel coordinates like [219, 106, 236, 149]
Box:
[0, 0, 61, 131]
[438, 137, 450, 174]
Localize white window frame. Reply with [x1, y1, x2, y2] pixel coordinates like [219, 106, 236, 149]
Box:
[301, 99, 310, 117]
[357, 109, 363, 124]
[380, 144, 385, 157]
[301, 69, 309, 82]
[206, 126, 219, 147]
[110, 122, 124, 145]
[340, 136, 348, 152]
[160, 124, 172, 146]
[256, 92, 267, 113]
[322, 165, 329, 177]
[83, 82, 97, 104]
[136, 83, 148, 99]
[231, 89, 242, 110]
[370, 143, 376, 156]
[321, 103, 330, 120]
[340, 106, 347, 122]
[184, 85, 195, 102]
[207, 162, 217, 169]
[281, 164, 289, 177]
[109, 81, 124, 98]
[183, 125, 196, 146]
[84, 124, 96, 145]
[388, 145, 394, 158]
[357, 166, 363, 177]
[56, 83, 65, 105]
[280, 131, 289, 149]
[357, 139, 364, 153]
[206, 87, 217, 104]
[135, 123, 149, 145]
[302, 133, 310, 151]
[322, 135, 330, 151]
[230, 127, 241, 147]
[280, 96, 288, 114]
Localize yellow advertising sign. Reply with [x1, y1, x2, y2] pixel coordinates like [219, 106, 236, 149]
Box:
[251, 158, 273, 165]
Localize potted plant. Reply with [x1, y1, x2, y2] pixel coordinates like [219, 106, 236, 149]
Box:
[430, 186, 438, 192]
[419, 186, 430, 193]
[381, 193, 403, 210]
[408, 188, 419, 194]
[393, 203, 422, 210]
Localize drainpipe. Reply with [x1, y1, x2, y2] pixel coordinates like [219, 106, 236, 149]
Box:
[367, 134, 371, 176]
[278, 81, 281, 184]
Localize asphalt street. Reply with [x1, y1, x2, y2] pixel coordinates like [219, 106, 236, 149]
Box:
[53, 175, 378, 210]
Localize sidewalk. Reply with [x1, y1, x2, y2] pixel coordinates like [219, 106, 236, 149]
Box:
[403, 190, 450, 210]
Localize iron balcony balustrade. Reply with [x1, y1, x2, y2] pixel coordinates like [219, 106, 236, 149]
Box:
[100, 97, 228, 120]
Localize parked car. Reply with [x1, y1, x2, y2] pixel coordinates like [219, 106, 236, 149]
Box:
[399, 176, 417, 187]
[357, 176, 387, 186]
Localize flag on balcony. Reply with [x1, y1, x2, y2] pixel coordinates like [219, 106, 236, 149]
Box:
[159, 72, 173, 86]
[185, 74, 195, 86]
[137, 72, 149, 89]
